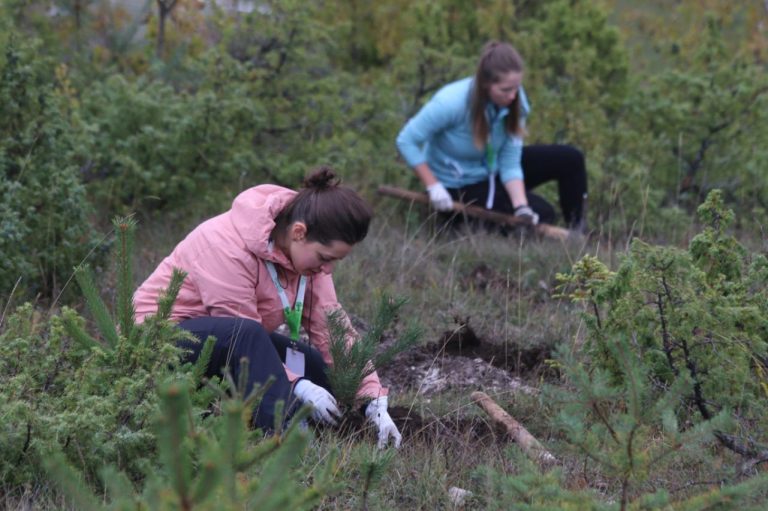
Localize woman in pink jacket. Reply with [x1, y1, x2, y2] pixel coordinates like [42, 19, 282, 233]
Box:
[134, 166, 401, 448]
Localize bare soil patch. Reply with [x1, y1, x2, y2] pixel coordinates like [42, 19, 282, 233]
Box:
[376, 320, 549, 397]
[342, 314, 554, 446]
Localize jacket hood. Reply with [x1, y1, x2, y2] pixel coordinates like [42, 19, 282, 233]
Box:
[230, 184, 297, 268]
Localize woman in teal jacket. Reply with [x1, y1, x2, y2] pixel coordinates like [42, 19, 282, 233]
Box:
[396, 41, 587, 230]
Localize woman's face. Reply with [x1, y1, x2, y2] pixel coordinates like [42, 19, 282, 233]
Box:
[290, 238, 352, 275]
[487, 71, 523, 108]
[284, 223, 353, 275]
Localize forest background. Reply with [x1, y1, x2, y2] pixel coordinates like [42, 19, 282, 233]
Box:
[1, 0, 768, 509]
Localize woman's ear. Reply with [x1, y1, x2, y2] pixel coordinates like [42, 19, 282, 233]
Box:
[290, 221, 308, 242]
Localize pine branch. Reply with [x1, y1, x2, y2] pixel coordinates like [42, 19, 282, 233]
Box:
[325, 294, 422, 408]
[113, 215, 137, 340]
[43, 452, 106, 511]
[61, 308, 102, 351]
[157, 382, 193, 508]
[190, 459, 221, 506]
[73, 264, 119, 349]
[157, 268, 187, 320]
[98, 465, 137, 504]
[192, 335, 216, 384]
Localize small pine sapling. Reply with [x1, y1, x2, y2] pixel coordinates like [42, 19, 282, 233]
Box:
[325, 294, 421, 412]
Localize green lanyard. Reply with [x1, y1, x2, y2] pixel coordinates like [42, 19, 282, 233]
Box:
[485, 141, 496, 172]
[265, 260, 307, 342]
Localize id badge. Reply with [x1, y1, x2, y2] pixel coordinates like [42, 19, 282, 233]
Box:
[286, 346, 306, 377]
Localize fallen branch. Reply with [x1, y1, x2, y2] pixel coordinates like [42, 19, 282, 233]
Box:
[471, 391, 557, 467]
[378, 185, 570, 241]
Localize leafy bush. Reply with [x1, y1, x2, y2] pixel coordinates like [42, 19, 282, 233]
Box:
[630, 17, 768, 217]
[0, 35, 103, 299]
[78, 73, 260, 214]
[0, 218, 206, 485]
[558, 190, 768, 455]
[44, 381, 338, 511]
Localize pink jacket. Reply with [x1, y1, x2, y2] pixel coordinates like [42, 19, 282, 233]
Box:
[133, 184, 387, 399]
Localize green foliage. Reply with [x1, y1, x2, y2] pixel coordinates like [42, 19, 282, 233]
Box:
[476, 454, 768, 510]
[623, 16, 768, 218]
[211, 0, 404, 192]
[44, 380, 340, 510]
[0, 215, 203, 485]
[326, 294, 422, 409]
[475, 457, 614, 510]
[558, 190, 768, 456]
[0, 34, 104, 299]
[550, 337, 732, 508]
[356, 446, 396, 509]
[3, 2, 768, 507]
[515, 0, 629, 144]
[77, 73, 259, 214]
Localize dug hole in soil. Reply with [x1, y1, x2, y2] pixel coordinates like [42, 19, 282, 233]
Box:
[339, 316, 554, 446]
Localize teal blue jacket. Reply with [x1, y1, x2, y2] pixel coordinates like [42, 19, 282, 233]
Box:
[396, 77, 530, 188]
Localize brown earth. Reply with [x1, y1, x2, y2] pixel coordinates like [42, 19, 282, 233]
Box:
[341, 316, 554, 445]
[376, 320, 550, 398]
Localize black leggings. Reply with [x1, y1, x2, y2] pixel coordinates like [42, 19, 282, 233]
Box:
[178, 316, 331, 431]
[448, 144, 588, 227]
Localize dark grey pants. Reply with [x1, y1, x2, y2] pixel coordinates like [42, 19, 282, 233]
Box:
[178, 316, 331, 431]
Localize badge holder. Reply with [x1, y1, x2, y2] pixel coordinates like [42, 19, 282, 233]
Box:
[284, 306, 306, 376]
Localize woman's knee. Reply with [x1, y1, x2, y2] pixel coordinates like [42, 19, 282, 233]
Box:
[562, 145, 587, 175]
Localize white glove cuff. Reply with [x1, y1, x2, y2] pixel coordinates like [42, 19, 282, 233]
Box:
[365, 396, 388, 417]
[294, 378, 310, 396]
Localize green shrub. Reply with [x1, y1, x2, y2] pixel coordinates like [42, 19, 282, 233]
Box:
[44, 381, 338, 511]
[326, 294, 421, 409]
[0, 217, 207, 485]
[78, 74, 259, 214]
[558, 190, 768, 453]
[0, 34, 103, 300]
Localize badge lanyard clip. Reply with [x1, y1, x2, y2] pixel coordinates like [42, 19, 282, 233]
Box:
[265, 260, 307, 343]
[265, 258, 307, 376]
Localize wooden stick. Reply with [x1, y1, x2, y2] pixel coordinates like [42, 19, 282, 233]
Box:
[377, 185, 570, 241]
[471, 391, 557, 466]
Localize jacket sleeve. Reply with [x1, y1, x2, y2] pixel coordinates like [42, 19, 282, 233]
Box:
[304, 274, 388, 400]
[396, 92, 459, 168]
[498, 135, 524, 183]
[188, 244, 262, 322]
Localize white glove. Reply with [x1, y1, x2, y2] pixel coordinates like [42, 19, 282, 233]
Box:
[294, 379, 341, 426]
[513, 205, 540, 225]
[426, 182, 454, 212]
[365, 396, 402, 449]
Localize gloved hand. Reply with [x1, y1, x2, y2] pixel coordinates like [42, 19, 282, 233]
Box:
[365, 396, 402, 449]
[513, 205, 540, 225]
[426, 182, 454, 212]
[294, 379, 342, 426]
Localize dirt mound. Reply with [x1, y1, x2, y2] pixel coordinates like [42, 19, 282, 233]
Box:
[377, 321, 547, 397]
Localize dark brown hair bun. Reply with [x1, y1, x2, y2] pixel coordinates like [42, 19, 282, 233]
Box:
[274, 165, 373, 246]
[303, 165, 340, 190]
